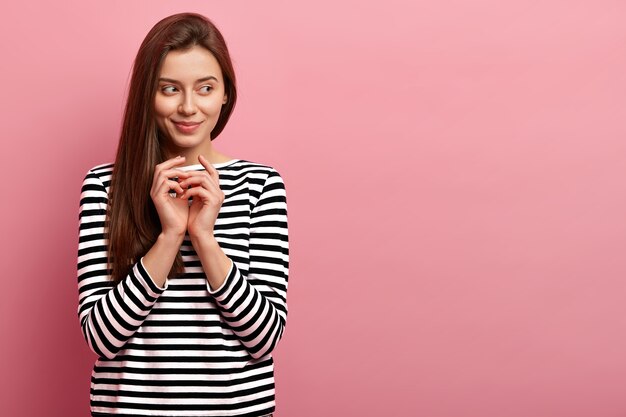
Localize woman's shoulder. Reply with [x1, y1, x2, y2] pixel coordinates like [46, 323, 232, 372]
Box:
[228, 159, 288, 201]
[86, 161, 115, 174]
[226, 158, 284, 177]
[81, 162, 114, 188]
[227, 159, 287, 189]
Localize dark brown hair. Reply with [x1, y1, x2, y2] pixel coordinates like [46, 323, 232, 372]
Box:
[107, 13, 237, 282]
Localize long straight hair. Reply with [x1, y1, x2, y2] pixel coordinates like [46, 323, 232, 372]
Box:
[107, 13, 237, 282]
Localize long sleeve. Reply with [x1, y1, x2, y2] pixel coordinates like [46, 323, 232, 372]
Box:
[76, 167, 168, 360]
[206, 168, 290, 359]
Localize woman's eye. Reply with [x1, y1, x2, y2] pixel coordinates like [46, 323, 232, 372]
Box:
[162, 86, 177, 93]
[200, 85, 213, 93]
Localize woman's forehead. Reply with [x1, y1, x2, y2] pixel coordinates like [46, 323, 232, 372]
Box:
[159, 45, 222, 80]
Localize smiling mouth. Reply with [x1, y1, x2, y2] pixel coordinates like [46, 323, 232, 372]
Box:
[173, 120, 202, 126]
[173, 121, 202, 133]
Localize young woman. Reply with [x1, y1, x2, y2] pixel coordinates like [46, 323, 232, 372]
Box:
[76, 12, 289, 417]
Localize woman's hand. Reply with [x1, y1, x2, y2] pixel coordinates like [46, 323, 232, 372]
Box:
[150, 156, 191, 238]
[179, 155, 225, 239]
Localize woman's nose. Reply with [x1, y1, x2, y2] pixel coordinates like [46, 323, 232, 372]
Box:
[178, 94, 197, 115]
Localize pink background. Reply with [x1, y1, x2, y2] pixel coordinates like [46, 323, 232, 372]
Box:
[1, 1, 626, 416]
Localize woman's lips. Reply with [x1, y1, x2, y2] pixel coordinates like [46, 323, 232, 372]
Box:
[173, 121, 201, 134]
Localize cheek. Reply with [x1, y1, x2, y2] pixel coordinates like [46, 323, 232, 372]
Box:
[200, 96, 226, 115]
[154, 97, 175, 118]
[154, 101, 171, 134]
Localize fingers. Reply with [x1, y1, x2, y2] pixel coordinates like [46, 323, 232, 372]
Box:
[163, 179, 185, 196]
[181, 185, 225, 206]
[154, 155, 186, 179]
[163, 168, 191, 182]
[153, 176, 186, 199]
[151, 155, 223, 201]
[152, 170, 190, 197]
[198, 154, 220, 184]
[178, 172, 215, 190]
[179, 174, 224, 200]
[153, 157, 190, 183]
[151, 156, 191, 196]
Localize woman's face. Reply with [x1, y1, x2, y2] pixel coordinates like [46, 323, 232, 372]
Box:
[154, 45, 228, 155]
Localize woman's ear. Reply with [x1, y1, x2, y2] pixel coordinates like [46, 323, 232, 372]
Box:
[223, 94, 228, 105]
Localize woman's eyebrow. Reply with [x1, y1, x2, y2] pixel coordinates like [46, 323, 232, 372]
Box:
[158, 76, 219, 83]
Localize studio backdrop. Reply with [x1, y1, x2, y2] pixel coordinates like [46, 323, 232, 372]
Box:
[1, 1, 625, 416]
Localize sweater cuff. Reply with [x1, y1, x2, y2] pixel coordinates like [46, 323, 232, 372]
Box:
[206, 258, 236, 296]
[138, 256, 168, 293]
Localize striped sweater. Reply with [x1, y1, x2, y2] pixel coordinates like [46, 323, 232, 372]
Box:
[76, 159, 289, 417]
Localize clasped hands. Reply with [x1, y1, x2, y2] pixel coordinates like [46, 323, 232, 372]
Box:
[150, 154, 224, 240]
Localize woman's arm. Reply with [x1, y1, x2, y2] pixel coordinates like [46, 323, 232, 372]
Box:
[142, 232, 185, 287]
[76, 168, 182, 359]
[192, 168, 290, 360]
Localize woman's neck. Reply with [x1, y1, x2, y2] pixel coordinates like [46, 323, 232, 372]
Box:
[163, 148, 232, 166]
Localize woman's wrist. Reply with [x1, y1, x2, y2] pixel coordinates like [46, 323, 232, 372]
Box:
[188, 229, 215, 245]
[142, 231, 185, 288]
[188, 233, 231, 290]
[159, 229, 186, 244]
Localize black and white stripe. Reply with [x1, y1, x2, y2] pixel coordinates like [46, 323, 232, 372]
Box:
[77, 159, 289, 417]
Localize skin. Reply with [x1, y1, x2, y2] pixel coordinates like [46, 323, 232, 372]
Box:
[141, 45, 234, 291]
